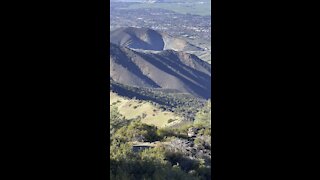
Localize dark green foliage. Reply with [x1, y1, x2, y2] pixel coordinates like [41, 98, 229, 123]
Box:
[110, 81, 206, 120]
[110, 106, 129, 138]
[109, 86, 212, 179]
[156, 127, 189, 140]
[110, 115, 211, 179]
[194, 99, 211, 128]
[110, 143, 199, 180]
[114, 121, 159, 143]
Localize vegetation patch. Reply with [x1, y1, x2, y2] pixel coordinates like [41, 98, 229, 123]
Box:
[110, 92, 183, 128]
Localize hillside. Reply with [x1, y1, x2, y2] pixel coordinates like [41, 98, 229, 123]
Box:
[110, 92, 182, 128]
[109, 21, 211, 179]
[110, 27, 203, 51]
[110, 43, 211, 99]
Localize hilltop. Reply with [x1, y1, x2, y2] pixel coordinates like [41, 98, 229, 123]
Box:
[110, 27, 203, 51]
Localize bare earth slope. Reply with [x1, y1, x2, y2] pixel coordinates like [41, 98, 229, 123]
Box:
[110, 27, 203, 51]
[110, 43, 211, 99]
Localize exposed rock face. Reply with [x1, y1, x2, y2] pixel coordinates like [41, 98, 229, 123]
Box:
[166, 138, 211, 160]
[188, 127, 198, 138]
[131, 134, 146, 142]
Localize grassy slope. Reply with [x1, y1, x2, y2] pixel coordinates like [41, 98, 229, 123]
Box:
[110, 92, 182, 128]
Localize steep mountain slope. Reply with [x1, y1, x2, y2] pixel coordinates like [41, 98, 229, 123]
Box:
[110, 27, 203, 51]
[110, 43, 211, 99]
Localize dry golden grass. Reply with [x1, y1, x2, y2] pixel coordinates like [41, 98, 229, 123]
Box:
[110, 92, 182, 128]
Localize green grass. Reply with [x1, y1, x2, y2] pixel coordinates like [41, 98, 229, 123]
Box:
[125, 3, 211, 16]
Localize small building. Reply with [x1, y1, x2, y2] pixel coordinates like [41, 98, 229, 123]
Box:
[131, 141, 159, 152]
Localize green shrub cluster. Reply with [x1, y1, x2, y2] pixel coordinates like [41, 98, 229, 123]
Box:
[109, 98, 212, 180]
